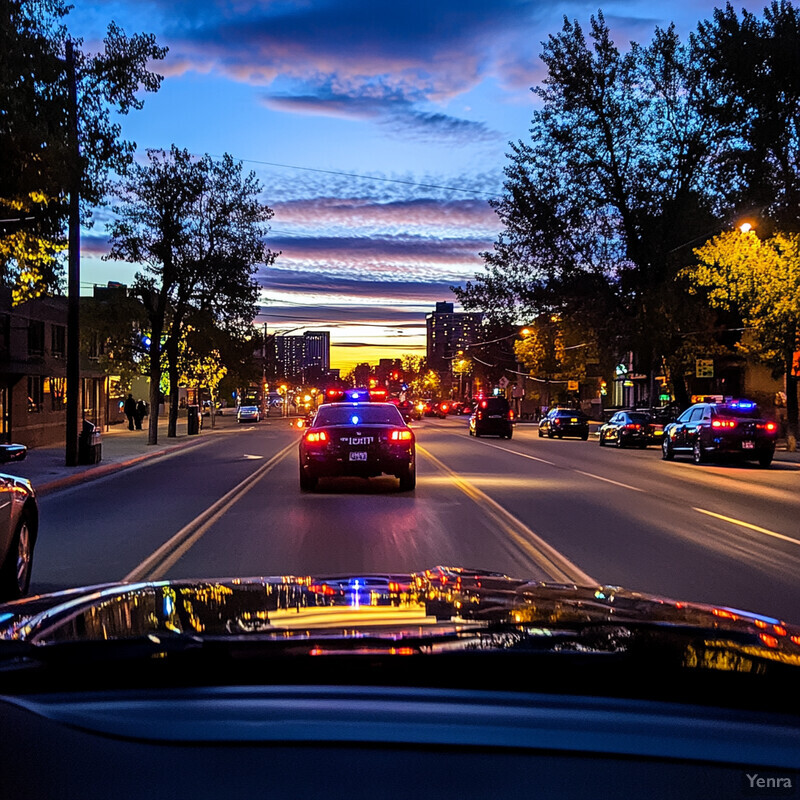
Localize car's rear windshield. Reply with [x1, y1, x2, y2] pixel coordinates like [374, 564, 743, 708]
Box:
[556, 409, 586, 418]
[315, 405, 405, 426]
[480, 398, 509, 410]
[627, 412, 651, 423]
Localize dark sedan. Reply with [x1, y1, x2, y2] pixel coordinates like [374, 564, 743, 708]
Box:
[538, 408, 590, 440]
[599, 411, 661, 448]
[299, 402, 416, 491]
[661, 399, 778, 467]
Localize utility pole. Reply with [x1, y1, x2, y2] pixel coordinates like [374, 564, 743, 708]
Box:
[65, 39, 81, 466]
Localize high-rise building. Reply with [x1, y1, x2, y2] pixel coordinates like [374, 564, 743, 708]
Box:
[426, 302, 483, 371]
[274, 330, 332, 382]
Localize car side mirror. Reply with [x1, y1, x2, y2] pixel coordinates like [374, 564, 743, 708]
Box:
[0, 444, 27, 464]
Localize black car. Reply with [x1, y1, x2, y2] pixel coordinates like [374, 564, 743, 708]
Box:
[299, 402, 416, 491]
[661, 399, 778, 467]
[469, 396, 513, 438]
[538, 408, 590, 440]
[397, 400, 421, 423]
[599, 411, 660, 448]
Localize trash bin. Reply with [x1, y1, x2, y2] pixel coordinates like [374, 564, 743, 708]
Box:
[187, 405, 200, 435]
[78, 420, 102, 464]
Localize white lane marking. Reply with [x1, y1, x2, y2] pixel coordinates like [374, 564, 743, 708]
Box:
[243, 454, 264, 460]
[572, 470, 644, 493]
[466, 438, 555, 466]
[693, 507, 800, 548]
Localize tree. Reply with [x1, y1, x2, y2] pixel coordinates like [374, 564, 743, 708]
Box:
[694, 1, 800, 231]
[455, 12, 721, 405]
[0, 0, 166, 298]
[107, 146, 276, 444]
[685, 229, 800, 448]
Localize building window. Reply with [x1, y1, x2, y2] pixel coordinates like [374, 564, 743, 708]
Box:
[28, 320, 45, 356]
[27, 376, 43, 412]
[50, 377, 66, 411]
[51, 324, 66, 358]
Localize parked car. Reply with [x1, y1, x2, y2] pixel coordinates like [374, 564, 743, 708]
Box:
[538, 408, 590, 440]
[236, 405, 261, 423]
[599, 411, 661, 448]
[661, 399, 778, 467]
[0, 444, 38, 600]
[469, 396, 513, 438]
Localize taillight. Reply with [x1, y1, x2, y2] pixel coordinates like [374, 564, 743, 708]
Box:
[624, 423, 640, 430]
[757, 421, 778, 433]
[508, 410, 514, 420]
[390, 429, 413, 442]
[711, 418, 736, 429]
[305, 430, 328, 444]
[440, 404, 449, 412]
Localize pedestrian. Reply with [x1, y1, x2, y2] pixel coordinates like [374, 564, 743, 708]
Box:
[124, 393, 136, 430]
[134, 399, 147, 430]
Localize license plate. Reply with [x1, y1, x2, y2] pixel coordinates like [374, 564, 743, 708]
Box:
[571, 418, 578, 422]
[742, 440, 755, 449]
[349, 451, 368, 461]
[489, 414, 501, 419]
[653, 430, 663, 436]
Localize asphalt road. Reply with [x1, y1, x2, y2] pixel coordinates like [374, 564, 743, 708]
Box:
[31, 416, 800, 623]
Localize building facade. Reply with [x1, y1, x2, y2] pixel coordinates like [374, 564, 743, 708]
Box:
[426, 302, 483, 372]
[0, 291, 108, 448]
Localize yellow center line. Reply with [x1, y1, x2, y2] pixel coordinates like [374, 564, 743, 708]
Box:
[417, 444, 596, 586]
[692, 507, 800, 547]
[124, 440, 297, 582]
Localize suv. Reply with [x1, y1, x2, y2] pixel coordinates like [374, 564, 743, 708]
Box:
[469, 397, 513, 439]
[661, 399, 778, 467]
[538, 408, 590, 440]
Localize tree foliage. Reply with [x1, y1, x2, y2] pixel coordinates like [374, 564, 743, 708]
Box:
[0, 0, 166, 299]
[685, 229, 800, 439]
[455, 11, 724, 404]
[106, 146, 276, 443]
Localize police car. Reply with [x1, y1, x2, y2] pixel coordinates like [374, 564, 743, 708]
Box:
[299, 395, 416, 491]
[661, 399, 778, 467]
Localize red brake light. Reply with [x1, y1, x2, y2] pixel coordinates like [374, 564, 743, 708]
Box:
[711, 418, 736, 429]
[624, 423, 640, 430]
[480, 400, 487, 408]
[390, 429, 413, 442]
[305, 431, 328, 444]
[758, 421, 778, 432]
[440, 404, 448, 412]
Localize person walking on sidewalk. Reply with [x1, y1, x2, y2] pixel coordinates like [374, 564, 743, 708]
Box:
[134, 399, 148, 431]
[124, 394, 137, 431]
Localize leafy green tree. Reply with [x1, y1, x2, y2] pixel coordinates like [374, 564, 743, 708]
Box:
[455, 12, 721, 405]
[107, 146, 275, 443]
[0, 0, 166, 298]
[685, 229, 800, 447]
[694, 1, 800, 230]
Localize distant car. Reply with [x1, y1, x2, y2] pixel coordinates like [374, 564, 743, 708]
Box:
[299, 402, 416, 491]
[538, 408, 590, 440]
[397, 401, 421, 423]
[469, 396, 513, 439]
[433, 401, 449, 418]
[599, 411, 661, 448]
[237, 405, 260, 423]
[0, 444, 38, 600]
[661, 399, 778, 467]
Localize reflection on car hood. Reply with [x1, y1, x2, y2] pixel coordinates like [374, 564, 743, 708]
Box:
[1, 567, 799, 666]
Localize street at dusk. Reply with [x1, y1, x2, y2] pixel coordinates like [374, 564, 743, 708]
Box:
[29, 415, 800, 625]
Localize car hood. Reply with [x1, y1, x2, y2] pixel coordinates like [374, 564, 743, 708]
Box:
[1, 567, 798, 657]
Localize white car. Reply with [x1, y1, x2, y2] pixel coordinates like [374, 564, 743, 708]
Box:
[236, 405, 260, 423]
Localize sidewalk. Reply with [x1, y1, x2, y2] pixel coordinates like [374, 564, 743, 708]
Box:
[9, 412, 242, 496]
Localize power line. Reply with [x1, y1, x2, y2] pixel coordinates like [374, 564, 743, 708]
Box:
[208, 154, 498, 198]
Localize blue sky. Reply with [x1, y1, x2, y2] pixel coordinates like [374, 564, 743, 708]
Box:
[72, 0, 725, 370]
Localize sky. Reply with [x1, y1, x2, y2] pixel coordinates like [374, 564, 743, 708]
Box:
[71, 0, 725, 372]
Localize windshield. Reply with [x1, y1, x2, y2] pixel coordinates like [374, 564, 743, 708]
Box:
[4, 1, 800, 778]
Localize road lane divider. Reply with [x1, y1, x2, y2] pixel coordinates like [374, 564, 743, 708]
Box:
[692, 507, 800, 548]
[124, 440, 297, 582]
[417, 445, 596, 586]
